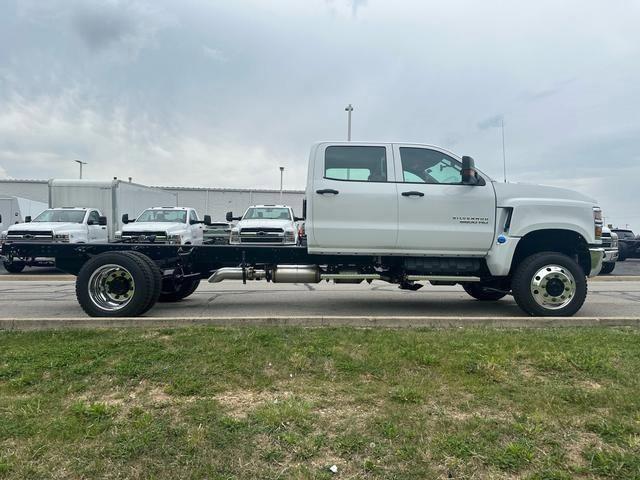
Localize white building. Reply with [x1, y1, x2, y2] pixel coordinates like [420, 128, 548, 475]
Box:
[0, 179, 305, 222]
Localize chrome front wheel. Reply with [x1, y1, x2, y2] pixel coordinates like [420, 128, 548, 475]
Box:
[529, 264, 576, 310]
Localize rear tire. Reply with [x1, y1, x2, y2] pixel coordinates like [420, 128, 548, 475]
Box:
[599, 262, 616, 275]
[159, 278, 200, 302]
[462, 283, 508, 301]
[3, 260, 26, 273]
[76, 252, 155, 317]
[512, 251, 587, 317]
[120, 251, 162, 314]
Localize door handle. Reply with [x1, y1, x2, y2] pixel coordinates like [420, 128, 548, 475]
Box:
[316, 189, 339, 195]
[401, 191, 425, 197]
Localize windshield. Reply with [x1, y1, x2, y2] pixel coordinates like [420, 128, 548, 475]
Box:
[33, 209, 86, 223]
[243, 207, 292, 221]
[136, 209, 187, 223]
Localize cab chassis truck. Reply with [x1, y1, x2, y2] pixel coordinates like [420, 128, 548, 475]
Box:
[0, 142, 605, 317]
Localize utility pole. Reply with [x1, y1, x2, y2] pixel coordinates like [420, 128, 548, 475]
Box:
[75, 160, 87, 179]
[501, 117, 507, 183]
[345, 104, 354, 141]
[279, 166, 284, 202]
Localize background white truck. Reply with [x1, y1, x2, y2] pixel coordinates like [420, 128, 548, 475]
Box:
[1, 207, 108, 272]
[49, 179, 177, 241]
[116, 207, 211, 244]
[227, 205, 302, 245]
[2, 141, 605, 317]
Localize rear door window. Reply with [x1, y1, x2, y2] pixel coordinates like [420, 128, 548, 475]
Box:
[324, 146, 388, 182]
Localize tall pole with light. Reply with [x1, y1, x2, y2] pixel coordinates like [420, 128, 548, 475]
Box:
[345, 104, 354, 141]
[279, 166, 284, 202]
[75, 160, 87, 179]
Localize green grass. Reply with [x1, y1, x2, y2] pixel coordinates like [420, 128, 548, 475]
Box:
[1, 327, 640, 479]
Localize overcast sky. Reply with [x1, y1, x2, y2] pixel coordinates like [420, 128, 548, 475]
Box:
[1, 0, 639, 229]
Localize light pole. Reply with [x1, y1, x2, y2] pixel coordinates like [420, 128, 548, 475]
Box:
[279, 166, 284, 202]
[75, 160, 87, 179]
[345, 104, 353, 141]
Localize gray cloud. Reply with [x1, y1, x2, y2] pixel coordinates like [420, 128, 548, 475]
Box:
[71, 2, 138, 51]
[477, 114, 504, 130]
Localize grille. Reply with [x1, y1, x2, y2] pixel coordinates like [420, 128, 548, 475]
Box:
[601, 232, 612, 248]
[122, 231, 168, 238]
[6, 230, 54, 241]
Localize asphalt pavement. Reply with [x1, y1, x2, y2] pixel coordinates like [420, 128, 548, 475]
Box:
[0, 278, 639, 321]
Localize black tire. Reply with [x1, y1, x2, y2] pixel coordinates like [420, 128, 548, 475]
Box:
[462, 283, 508, 301]
[3, 260, 26, 273]
[120, 251, 162, 314]
[512, 251, 587, 317]
[618, 244, 628, 261]
[599, 262, 616, 275]
[159, 278, 200, 302]
[75, 252, 155, 317]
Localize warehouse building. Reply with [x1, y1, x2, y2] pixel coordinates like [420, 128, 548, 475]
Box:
[0, 179, 305, 221]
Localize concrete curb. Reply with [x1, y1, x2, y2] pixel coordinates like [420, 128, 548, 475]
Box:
[1, 316, 639, 330]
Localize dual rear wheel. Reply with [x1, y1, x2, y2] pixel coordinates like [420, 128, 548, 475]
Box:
[76, 252, 199, 317]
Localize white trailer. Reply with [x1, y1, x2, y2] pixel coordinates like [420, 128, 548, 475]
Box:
[0, 196, 48, 230]
[48, 180, 177, 240]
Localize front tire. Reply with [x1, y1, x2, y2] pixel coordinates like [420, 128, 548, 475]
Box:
[462, 283, 508, 301]
[3, 260, 26, 273]
[76, 252, 156, 317]
[512, 252, 587, 317]
[600, 262, 616, 275]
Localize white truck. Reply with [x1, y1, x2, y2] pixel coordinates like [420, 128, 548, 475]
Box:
[226, 205, 302, 245]
[2, 141, 604, 317]
[116, 207, 211, 245]
[1, 207, 108, 272]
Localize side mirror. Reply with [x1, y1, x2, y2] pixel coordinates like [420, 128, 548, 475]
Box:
[98, 216, 108, 226]
[25, 216, 32, 223]
[226, 211, 233, 222]
[122, 214, 130, 224]
[203, 215, 212, 226]
[461, 156, 479, 185]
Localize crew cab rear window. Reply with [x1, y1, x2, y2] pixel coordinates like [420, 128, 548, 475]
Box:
[324, 146, 387, 182]
[400, 147, 462, 184]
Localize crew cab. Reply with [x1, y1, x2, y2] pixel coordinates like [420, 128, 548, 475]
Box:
[0, 207, 107, 273]
[115, 207, 211, 245]
[1, 141, 605, 317]
[226, 205, 301, 245]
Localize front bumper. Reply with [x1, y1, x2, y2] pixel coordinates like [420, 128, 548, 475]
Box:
[603, 248, 618, 263]
[588, 248, 605, 277]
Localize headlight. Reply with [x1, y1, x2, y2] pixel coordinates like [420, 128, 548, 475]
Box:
[593, 207, 603, 240]
[230, 230, 240, 243]
[115, 231, 122, 239]
[167, 234, 182, 244]
[54, 233, 70, 242]
[284, 230, 295, 243]
[0, 231, 7, 240]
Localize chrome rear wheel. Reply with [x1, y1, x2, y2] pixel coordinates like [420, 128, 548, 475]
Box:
[88, 264, 135, 312]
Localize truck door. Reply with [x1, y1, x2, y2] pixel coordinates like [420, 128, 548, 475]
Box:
[189, 210, 203, 243]
[87, 210, 108, 242]
[392, 145, 496, 255]
[310, 144, 398, 252]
